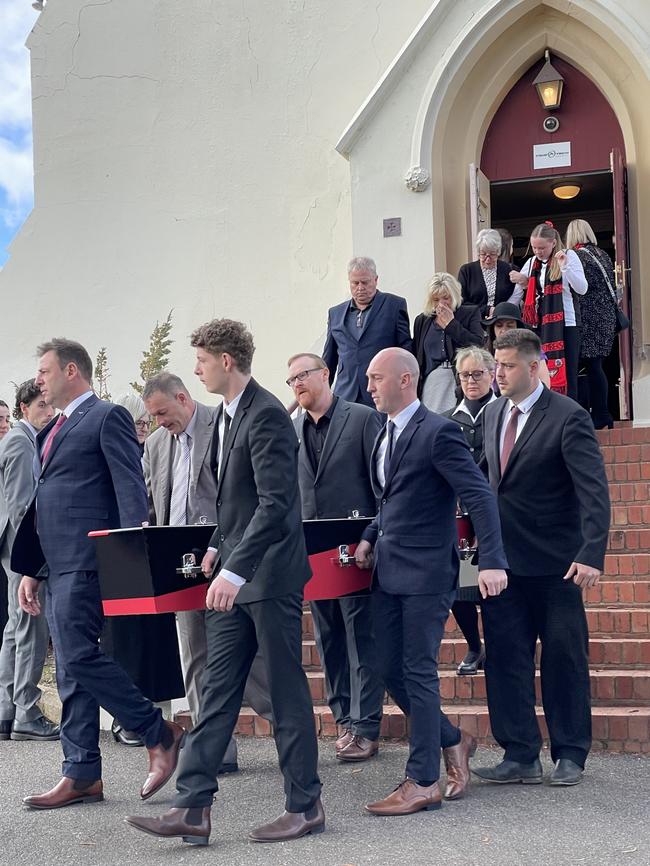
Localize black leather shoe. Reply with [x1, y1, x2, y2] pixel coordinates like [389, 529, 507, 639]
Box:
[456, 647, 485, 676]
[549, 759, 583, 786]
[217, 761, 239, 775]
[11, 716, 60, 741]
[111, 720, 144, 747]
[0, 720, 12, 741]
[472, 758, 543, 784]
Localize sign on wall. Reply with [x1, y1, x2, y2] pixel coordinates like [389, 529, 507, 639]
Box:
[533, 141, 572, 170]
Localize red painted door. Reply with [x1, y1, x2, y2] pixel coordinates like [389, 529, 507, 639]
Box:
[611, 148, 633, 419]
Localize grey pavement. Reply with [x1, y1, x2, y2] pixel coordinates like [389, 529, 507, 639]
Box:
[0, 735, 648, 866]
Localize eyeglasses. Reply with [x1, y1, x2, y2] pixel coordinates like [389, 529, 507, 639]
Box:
[135, 419, 151, 430]
[479, 252, 497, 261]
[458, 370, 489, 382]
[286, 368, 322, 388]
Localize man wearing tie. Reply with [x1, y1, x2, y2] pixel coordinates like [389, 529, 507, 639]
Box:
[142, 371, 271, 771]
[126, 319, 322, 847]
[14, 339, 186, 809]
[473, 329, 610, 787]
[354, 348, 508, 815]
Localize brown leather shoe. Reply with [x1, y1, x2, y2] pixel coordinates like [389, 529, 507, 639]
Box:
[365, 779, 442, 815]
[337, 735, 379, 762]
[443, 729, 477, 800]
[335, 728, 353, 753]
[249, 798, 325, 842]
[141, 720, 186, 800]
[125, 807, 211, 846]
[23, 777, 103, 810]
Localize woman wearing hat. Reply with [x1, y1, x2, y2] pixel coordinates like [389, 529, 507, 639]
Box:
[483, 303, 551, 389]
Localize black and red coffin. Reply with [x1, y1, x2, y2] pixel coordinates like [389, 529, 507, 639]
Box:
[90, 517, 372, 616]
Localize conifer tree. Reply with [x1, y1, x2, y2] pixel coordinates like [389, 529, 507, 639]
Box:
[95, 347, 112, 401]
[131, 310, 174, 394]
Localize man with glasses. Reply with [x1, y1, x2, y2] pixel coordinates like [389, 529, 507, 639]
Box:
[458, 228, 521, 317]
[322, 256, 413, 408]
[288, 353, 384, 762]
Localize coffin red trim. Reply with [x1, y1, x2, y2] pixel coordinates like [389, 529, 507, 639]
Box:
[304, 544, 370, 601]
[102, 582, 207, 615]
[88, 530, 111, 537]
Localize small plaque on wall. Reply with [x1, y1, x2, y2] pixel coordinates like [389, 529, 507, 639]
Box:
[533, 141, 571, 170]
[383, 218, 402, 238]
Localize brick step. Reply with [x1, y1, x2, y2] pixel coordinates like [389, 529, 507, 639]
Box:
[584, 580, 650, 605]
[608, 482, 650, 504]
[605, 462, 650, 482]
[302, 636, 650, 671]
[599, 443, 650, 465]
[596, 425, 650, 447]
[223, 705, 650, 753]
[603, 554, 650, 578]
[302, 668, 650, 707]
[607, 528, 650, 553]
[611, 504, 650, 526]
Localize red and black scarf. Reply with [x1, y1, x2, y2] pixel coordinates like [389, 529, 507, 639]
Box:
[522, 258, 567, 394]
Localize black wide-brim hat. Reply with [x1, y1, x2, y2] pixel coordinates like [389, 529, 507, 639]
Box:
[481, 302, 525, 327]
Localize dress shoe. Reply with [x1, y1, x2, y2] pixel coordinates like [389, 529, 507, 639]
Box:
[125, 806, 211, 846]
[456, 646, 485, 676]
[335, 728, 354, 753]
[23, 777, 103, 810]
[337, 735, 379, 762]
[0, 720, 12, 741]
[11, 716, 60, 741]
[549, 758, 583, 786]
[365, 779, 442, 815]
[472, 758, 543, 784]
[217, 760, 239, 775]
[443, 730, 477, 800]
[140, 720, 186, 800]
[111, 719, 144, 747]
[249, 798, 325, 842]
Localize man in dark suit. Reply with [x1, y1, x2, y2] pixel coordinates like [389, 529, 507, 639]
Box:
[142, 371, 272, 770]
[126, 319, 322, 847]
[355, 348, 508, 815]
[288, 352, 384, 762]
[322, 256, 413, 407]
[15, 339, 185, 809]
[473, 328, 610, 786]
[0, 380, 57, 742]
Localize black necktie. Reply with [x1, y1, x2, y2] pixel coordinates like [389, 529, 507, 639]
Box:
[213, 409, 231, 476]
[383, 420, 396, 483]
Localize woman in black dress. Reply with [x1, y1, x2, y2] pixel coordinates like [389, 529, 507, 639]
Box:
[565, 219, 618, 429]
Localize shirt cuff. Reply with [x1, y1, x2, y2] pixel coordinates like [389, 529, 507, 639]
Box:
[208, 546, 218, 553]
[220, 569, 246, 587]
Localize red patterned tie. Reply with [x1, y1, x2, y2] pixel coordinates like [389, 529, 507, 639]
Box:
[41, 413, 67, 464]
[500, 406, 521, 475]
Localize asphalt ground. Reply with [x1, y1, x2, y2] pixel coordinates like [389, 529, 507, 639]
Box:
[0, 735, 647, 866]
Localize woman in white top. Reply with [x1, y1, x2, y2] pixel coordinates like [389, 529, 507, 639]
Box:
[509, 221, 587, 400]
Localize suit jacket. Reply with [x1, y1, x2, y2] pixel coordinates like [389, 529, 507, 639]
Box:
[0, 422, 37, 553]
[11, 394, 149, 577]
[293, 399, 381, 520]
[322, 290, 413, 407]
[143, 401, 217, 525]
[362, 403, 508, 595]
[458, 260, 514, 314]
[208, 378, 311, 603]
[482, 387, 610, 575]
[413, 305, 484, 397]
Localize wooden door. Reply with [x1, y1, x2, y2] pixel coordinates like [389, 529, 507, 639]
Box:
[611, 147, 633, 419]
[469, 164, 491, 257]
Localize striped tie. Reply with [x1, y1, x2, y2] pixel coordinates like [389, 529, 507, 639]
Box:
[169, 432, 191, 526]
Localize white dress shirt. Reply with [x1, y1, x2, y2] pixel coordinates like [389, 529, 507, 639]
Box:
[62, 389, 94, 418]
[375, 398, 421, 488]
[498, 381, 545, 455]
[510, 250, 587, 326]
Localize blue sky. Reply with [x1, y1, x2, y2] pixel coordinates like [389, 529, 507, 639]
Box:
[0, 4, 39, 269]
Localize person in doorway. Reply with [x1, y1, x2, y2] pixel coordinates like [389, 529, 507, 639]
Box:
[413, 272, 484, 414]
[458, 229, 520, 317]
[483, 303, 551, 390]
[496, 228, 517, 266]
[565, 219, 618, 429]
[509, 221, 587, 400]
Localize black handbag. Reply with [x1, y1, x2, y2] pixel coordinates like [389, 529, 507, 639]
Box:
[582, 246, 629, 332]
[615, 304, 630, 333]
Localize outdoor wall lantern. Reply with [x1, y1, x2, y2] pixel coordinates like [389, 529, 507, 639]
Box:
[533, 50, 564, 111]
[552, 183, 581, 201]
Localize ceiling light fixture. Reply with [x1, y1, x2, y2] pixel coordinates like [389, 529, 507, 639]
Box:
[552, 183, 581, 201]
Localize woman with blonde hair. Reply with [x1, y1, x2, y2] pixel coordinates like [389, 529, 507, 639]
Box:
[413, 272, 484, 413]
[565, 219, 617, 429]
[510, 221, 587, 399]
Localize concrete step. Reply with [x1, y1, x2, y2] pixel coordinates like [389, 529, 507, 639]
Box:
[222, 705, 650, 754]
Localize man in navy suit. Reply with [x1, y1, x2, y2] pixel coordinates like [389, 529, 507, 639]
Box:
[322, 257, 413, 407]
[355, 348, 508, 815]
[14, 338, 185, 810]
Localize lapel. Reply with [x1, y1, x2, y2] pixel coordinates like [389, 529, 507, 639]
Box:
[190, 403, 214, 492]
[383, 404, 425, 493]
[41, 394, 98, 471]
[216, 379, 257, 496]
[315, 399, 349, 482]
[358, 291, 387, 342]
[499, 387, 550, 484]
[369, 422, 385, 498]
[296, 413, 316, 485]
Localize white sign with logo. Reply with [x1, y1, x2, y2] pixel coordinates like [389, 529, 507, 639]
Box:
[533, 141, 571, 170]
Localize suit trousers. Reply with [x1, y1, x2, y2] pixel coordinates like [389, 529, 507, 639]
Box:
[310, 596, 383, 739]
[481, 572, 592, 767]
[0, 548, 49, 723]
[45, 571, 166, 780]
[174, 593, 321, 812]
[371, 588, 460, 783]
